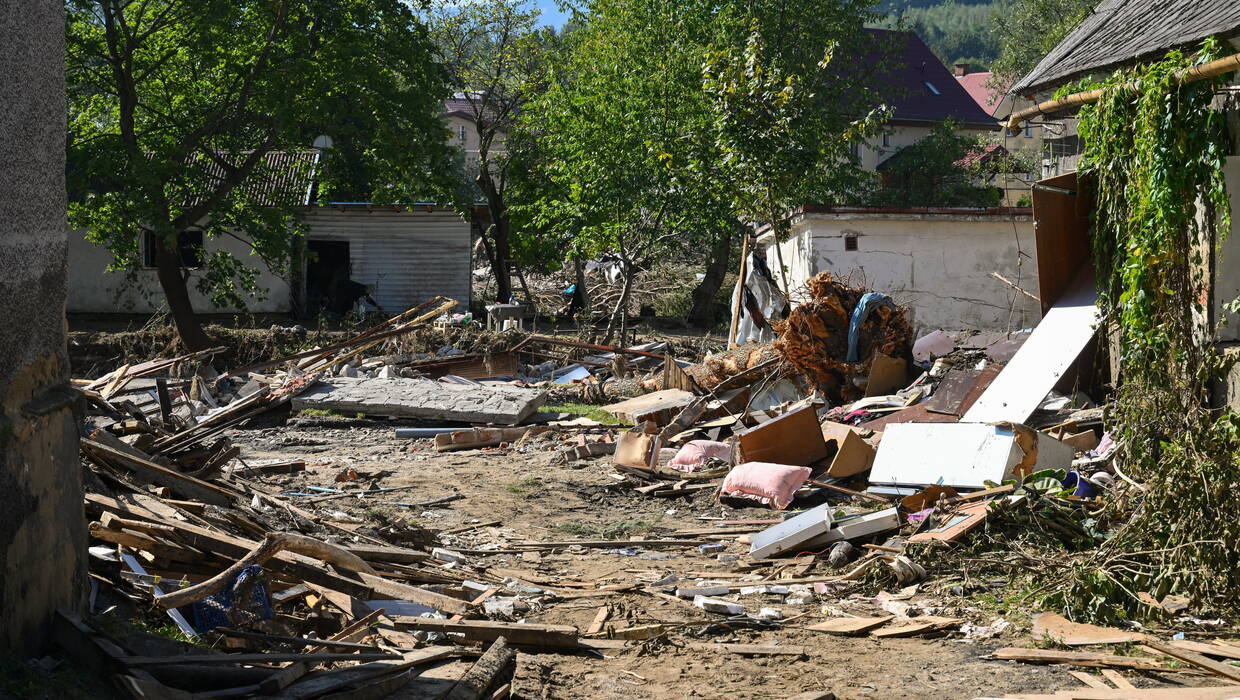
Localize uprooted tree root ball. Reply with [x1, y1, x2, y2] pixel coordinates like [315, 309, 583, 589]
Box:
[773, 272, 913, 402]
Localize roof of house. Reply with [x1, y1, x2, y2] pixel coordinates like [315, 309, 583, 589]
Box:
[190, 150, 319, 208]
[1012, 0, 1240, 95]
[870, 29, 1000, 128]
[955, 71, 1003, 115]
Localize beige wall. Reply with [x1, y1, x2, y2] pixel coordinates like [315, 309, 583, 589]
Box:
[762, 210, 1040, 333]
[67, 207, 472, 315]
[68, 226, 292, 314]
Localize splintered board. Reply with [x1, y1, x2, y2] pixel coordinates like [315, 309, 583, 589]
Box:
[962, 268, 1099, 425]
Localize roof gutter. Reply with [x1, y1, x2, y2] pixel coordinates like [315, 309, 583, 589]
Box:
[1003, 51, 1240, 134]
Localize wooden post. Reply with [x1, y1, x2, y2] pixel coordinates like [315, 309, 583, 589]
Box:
[727, 234, 750, 348]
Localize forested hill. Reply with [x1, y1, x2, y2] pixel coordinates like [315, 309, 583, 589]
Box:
[877, 0, 1000, 71]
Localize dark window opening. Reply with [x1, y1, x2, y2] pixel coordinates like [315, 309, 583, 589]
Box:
[143, 230, 203, 268]
[844, 234, 858, 251]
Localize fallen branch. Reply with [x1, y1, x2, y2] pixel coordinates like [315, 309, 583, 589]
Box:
[155, 532, 376, 609]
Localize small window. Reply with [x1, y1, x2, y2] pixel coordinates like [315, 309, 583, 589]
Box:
[924, 81, 940, 95]
[882, 132, 890, 147]
[458, 125, 467, 143]
[844, 234, 858, 251]
[1024, 125, 1033, 138]
[143, 230, 203, 269]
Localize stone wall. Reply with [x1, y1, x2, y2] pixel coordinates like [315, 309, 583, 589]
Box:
[0, 0, 87, 653]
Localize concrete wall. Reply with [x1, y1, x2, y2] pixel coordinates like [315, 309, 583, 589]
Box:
[68, 226, 293, 314]
[763, 208, 1040, 333]
[68, 205, 472, 314]
[1212, 156, 1240, 342]
[0, 0, 87, 654]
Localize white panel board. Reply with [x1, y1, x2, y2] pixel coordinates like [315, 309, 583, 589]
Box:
[961, 268, 1099, 424]
[868, 422, 1075, 490]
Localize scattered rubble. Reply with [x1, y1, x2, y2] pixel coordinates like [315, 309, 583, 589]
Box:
[63, 282, 1240, 699]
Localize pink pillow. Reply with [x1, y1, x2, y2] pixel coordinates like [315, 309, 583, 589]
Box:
[720, 462, 811, 510]
[668, 440, 733, 472]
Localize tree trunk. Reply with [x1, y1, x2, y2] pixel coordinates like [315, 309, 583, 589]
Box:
[604, 263, 636, 346]
[574, 257, 589, 315]
[477, 173, 512, 303]
[153, 232, 213, 351]
[687, 228, 733, 327]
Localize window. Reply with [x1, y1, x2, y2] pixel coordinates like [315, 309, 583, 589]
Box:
[458, 125, 468, 143]
[844, 234, 858, 251]
[143, 230, 203, 269]
[881, 132, 891, 148]
[1024, 125, 1033, 138]
[924, 81, 940, 95]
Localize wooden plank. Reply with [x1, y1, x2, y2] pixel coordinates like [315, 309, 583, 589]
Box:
[1144, 640, 1240, 682]
[1098, 669, 1135, 690]
[585, 607, 610, 636]
[1068, 671, 1111, 689]
[273, 648, 459, 700]
[962, 268, 1099, 424]
[356, 572, 471, 616]
[82, 438, 235, 507]
[1172, 640, 1240, 661]
[319, 669, 412, 700]
[685, 643, 805, 656]
[870, 616, 959, 638]
[125, 652, 400, 666]
[991, 648, 1169, 671]
[389, 618, 578, 649]
[806, 616, 891, 636]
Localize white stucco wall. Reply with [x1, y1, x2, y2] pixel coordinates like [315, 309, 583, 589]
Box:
[68, 205, 471, 315]
[67, 226, 291, 314]
[762, 209, 1040, 333]
[1212, 156, 1240, 342]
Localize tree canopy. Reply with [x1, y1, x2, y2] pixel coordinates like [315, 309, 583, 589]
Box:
[67, 0, 453, 349]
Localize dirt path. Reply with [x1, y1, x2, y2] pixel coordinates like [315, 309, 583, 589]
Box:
[226, 421, 1169, 700]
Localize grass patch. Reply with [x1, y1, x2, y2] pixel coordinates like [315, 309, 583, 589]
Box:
[554, 517, 660, 540]
[296, 408, 355, 419]
[544, 403, 624, 425]
[506, 476, 543, 495]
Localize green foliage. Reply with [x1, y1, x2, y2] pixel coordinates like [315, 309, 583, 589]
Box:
[1060, 39, 1240, 621]
[990, 0, 1095, 87]
[66, 0, 452, 346]
[865, 121, 1002, 207]
[885, 1, 1000, 69]
[704, 1, 889, 246]
[543, 403, 624, 424]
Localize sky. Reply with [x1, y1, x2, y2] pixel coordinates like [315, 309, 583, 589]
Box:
[534, 0, 570, 27]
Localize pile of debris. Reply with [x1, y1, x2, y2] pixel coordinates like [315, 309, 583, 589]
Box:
[64, 280, 1240, 699]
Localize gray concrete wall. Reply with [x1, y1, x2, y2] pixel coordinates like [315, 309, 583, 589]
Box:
[0, 0, 87, 653]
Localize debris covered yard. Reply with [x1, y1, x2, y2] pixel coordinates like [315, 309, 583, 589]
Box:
[61, 277, 1240, 700]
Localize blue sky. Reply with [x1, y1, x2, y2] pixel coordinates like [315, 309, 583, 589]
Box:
[534, 0, 569, 27]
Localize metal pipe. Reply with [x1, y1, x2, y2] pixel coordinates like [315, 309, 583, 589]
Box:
[1004, 52, 1240, 134]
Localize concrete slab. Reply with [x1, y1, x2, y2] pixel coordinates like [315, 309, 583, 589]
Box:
[293, 377, 546, 425]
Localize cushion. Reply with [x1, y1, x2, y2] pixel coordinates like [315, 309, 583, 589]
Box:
[720, 462, 811, 510]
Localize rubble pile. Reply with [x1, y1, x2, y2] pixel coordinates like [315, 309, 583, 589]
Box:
[774, 272, 913, 402]
[62, 288, 1240, 700]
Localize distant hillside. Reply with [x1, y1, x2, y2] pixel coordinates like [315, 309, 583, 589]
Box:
[877, 0, 1001, 72]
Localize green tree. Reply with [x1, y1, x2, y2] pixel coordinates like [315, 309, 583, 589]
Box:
[516, 0, 736, 341]
[991, 0, 1095, 88]
[866, 121, 1001, 206]
[703, 1, 889, 295]
[67, 0, 452, 350]
[426, 0, 554, 305]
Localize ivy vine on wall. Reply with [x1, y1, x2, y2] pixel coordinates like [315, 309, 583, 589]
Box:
[1053, 38, 1240, 621]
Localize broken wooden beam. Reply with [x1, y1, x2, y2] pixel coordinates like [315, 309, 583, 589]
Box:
[389, 618, 578, 649]
[446, 637, 515, 700]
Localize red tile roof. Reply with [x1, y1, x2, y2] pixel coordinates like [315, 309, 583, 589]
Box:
[955, 71, 1003, 116]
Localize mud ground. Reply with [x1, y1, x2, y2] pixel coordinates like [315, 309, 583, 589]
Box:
[226, 420, 1200, 700]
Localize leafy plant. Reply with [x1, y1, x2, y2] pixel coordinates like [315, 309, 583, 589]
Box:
[1058, 38, 1240, 621]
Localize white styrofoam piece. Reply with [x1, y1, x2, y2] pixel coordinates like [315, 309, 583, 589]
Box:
[868, 422, 1074, 489]
[748, 504, 833, 560]
[962, 269, 1099, 424]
